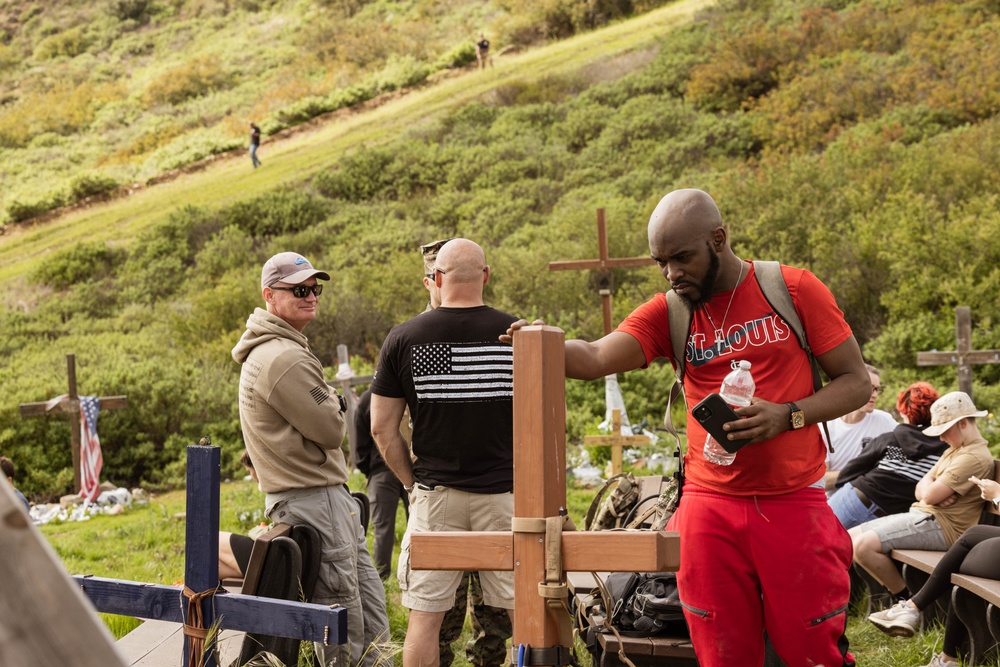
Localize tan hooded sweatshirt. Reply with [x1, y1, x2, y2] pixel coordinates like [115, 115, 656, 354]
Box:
[232, 307, 347, 493]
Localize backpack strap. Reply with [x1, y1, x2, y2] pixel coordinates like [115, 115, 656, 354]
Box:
[752, 260, 833, 451]
[664, 261, 832, 451]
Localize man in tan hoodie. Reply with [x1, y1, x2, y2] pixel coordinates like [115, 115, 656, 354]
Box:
[232, 251, 388, 667]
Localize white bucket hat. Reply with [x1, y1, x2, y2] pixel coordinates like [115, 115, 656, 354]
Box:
[922, 391, 987, 437]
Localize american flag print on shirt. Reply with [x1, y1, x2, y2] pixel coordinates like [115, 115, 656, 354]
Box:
[412, 341, 513, 402]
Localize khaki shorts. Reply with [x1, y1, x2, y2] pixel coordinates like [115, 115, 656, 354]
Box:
[398, 485, 514, 612]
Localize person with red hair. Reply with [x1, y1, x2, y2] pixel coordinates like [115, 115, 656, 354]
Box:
[828, 382, 948, 529]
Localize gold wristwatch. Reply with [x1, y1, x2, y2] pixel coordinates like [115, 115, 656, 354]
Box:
[786, 402, 805, 430]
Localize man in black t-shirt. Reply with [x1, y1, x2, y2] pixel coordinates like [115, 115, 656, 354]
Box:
[371, 239, 517, 667]
[249, 122, 262, 168]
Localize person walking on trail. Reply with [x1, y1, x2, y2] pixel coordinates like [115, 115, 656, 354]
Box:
[232, 251, 389, 667]
[503, 188, 872, 667]
[370, 238, 518, 667]
[475, 33, 492, 70]
[249, 122, 262, 168]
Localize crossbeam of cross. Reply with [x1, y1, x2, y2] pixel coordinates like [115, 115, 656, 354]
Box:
[917, 306, 1000, 401]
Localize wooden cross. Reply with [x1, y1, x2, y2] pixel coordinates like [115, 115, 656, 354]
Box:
[410, 326, 678, 662]
[916, 306, 1000, 401]
[583, 408, 651, 476]
[75, 444, 348, 667]
[19, 354, 128, 494]
[548, 208, 656, 336]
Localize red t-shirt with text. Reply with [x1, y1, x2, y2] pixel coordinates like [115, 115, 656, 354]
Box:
[617, 262, 853, 495]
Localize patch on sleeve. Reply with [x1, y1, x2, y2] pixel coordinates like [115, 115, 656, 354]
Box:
[309, 385, 330, 406]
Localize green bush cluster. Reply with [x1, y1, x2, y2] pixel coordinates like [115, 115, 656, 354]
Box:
[5, 0, 1000, 504]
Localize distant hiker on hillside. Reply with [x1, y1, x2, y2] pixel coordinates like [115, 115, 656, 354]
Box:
[249, 122, 262, 168]
[475, 33, 492, 70]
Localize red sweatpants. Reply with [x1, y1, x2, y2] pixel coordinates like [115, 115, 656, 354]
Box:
[666, 483, 854, 667]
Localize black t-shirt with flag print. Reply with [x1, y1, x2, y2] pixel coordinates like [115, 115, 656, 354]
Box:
[371, 305, 517, 494]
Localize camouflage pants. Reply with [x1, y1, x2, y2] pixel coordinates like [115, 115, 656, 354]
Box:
[439, 571, 513, 667]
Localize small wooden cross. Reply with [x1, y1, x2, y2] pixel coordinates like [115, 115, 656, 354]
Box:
[548, 208, 656, 336]
[410, 326, 678, 663]
[583, 408, 651, 476]
[916, 306, 1000, 401]
[19, 354, 128, 494]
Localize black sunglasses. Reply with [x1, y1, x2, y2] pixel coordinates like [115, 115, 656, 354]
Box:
[271, 284, 323, 298]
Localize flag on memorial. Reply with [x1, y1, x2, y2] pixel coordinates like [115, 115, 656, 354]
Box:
[79, 396, 103, 502]
[412, 341, 513, 402]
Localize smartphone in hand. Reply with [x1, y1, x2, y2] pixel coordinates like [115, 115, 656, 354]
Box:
[692, 393, 752, 454]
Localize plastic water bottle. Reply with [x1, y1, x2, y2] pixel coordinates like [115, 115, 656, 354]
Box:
[704, 360, 755, 466]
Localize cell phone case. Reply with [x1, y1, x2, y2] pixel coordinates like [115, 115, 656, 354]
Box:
[692, 393, 751, 454]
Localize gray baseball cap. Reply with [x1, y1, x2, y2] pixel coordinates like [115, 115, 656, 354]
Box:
[261, 252, 330, 290]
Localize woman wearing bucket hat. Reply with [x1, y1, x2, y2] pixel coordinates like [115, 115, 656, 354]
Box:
[849, 391, 994, 607]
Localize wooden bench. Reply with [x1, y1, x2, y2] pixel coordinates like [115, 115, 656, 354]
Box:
[951, 572, 1000, 665]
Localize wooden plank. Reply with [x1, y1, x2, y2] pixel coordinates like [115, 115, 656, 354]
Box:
[0, 476, 127, 667]
[952, 574, 1000, 607]
[74, 576, 348, 642]
[548, 258, 658, 271]
[411, 530, 680, 573]
[20, 396, 128, 416]
[117, 620, 246, 667]
[890, 549, 945, 574]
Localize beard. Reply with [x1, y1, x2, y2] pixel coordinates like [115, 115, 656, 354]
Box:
[673, 244, 720, 312]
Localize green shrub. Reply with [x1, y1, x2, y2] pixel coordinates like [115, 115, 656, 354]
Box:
[222, 189, 331, 238]
[6, 194, 64, 223]
[69, 173, 119, 201]
[434, 41, 477, 70]
[33, 25, 93, 60]
[32, 242, 126, 290]
[372, 54, 430, 94]
[313, 147, 394, 201]
[143, 57, 232, 107]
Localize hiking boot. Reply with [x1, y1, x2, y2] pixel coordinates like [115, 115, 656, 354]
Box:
[920, 653, 958, 667]
[868, 600, 920, 637]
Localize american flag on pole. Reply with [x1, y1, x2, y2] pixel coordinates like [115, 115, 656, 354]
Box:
[79, 396, 103, 502]
[412, 342, 513, 402]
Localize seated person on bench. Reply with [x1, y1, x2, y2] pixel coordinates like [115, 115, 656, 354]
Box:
[219, 450, 268, 581]
[867, 475, 1000, 667]
[829, 382, 947, 529]
[850, 392, 994, 605]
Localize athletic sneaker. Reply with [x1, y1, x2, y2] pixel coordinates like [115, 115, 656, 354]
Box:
[920, 653, 958, 667]
[868, 600, 920, 637]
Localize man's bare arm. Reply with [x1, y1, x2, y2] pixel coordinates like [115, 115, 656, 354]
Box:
[501, 320, 647, 380]
[370, 394, 414, 488]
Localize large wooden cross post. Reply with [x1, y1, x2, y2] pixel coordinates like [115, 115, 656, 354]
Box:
[19, 354, 128, 493]
[76, 444, 348, 667]
[548, 208, 656, 337]
[917, 306, 1000, 401]
[549, 209, 657, 473]
[411, 326, 679, 664]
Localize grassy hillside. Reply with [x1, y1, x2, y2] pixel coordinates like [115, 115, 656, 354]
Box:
[0, 0, 668, 224]
[3, 0, 1000, 500]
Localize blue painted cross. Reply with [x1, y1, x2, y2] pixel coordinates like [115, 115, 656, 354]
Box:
[75, 444, 347, 667]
